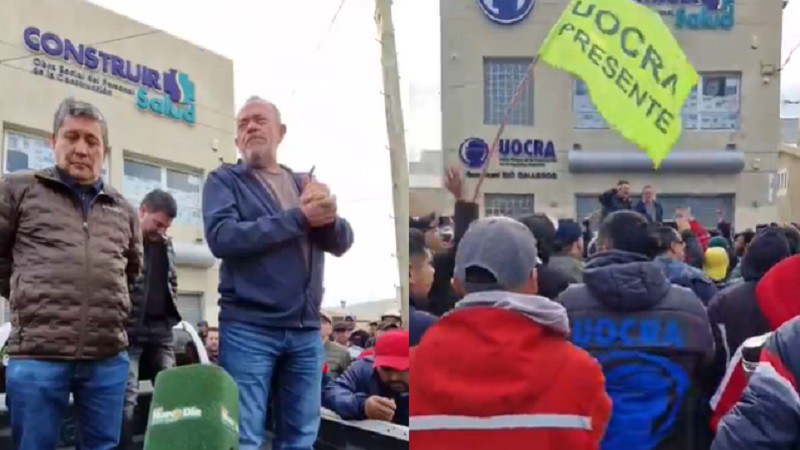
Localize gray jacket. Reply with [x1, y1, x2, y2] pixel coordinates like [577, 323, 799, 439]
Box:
[548, 255, 583, 284]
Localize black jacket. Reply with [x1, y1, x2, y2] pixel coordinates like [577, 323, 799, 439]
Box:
[427, 201, 479, 316]
[127, 238, 181, 345]
[537, 264, 572, 301]
[706, 229, 794, 390]
[557, 250, 713, 450]
[598, 189, 632, 218]
[634, 200, 664, 223]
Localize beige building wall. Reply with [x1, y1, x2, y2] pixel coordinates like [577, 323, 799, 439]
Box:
[441, 0, 785, 228]
[0, 0, 236, 324]
[777, 146, 799, 223]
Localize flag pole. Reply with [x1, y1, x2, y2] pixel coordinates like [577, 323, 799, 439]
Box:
[375, 0, 410, 330]
[471, 56, 540, 203]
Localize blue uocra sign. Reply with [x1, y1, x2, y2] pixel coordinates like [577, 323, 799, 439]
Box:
[459, 137, 557, 169]
[23, 26, 196, 125]
[477, 0, 536, 25]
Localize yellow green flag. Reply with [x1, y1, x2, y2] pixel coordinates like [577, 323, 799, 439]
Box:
[538, 0, 698, 168]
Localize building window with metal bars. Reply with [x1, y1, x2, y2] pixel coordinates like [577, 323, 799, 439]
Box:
[484, 194, 535, 219]
[483, 58, 534, 126]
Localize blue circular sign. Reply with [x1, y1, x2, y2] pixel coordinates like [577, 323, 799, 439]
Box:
[459, 137, 490, 169]
[478, 0, 536, 25]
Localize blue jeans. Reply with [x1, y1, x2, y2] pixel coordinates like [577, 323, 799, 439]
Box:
[6, 352, 129, 450]
[219, 321, 323, 450]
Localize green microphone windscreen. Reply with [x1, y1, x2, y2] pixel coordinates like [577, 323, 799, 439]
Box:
[144, 364, 239, 450]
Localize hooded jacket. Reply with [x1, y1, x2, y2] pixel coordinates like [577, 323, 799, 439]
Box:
[557, 250, 714, 450]
[705, 229, 792, 391]
[712, 316, 800, 450]
[410, 291, 612, 450]
[709, 255, 800, 430]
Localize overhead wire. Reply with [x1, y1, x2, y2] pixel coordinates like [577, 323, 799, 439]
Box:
[286, 0, 348, 104]
[781, 37, 800, 71]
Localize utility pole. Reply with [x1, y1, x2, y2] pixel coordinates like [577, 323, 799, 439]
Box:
[375, 0, 410, 330]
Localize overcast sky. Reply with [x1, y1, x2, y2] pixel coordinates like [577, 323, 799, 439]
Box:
[86, 0, 441, 307]
[781, 0, 800, 117]
[87, 0, 799, 307]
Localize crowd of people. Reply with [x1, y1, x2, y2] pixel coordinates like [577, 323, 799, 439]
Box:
[408, 173, 800, 449]
[0, 95, 408, 450]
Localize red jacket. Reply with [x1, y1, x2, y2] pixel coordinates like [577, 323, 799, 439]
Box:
[410, 293, 612, 450]
[689, 219, 709, 252]
[710, 255, 800, 429]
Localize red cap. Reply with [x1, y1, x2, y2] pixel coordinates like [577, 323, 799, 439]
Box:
[374, 330, 409, 371]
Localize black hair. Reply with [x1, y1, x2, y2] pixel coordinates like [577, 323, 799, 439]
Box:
[652, 226, 682, 254]
[410, 229, 427, 258]
[617, 180, 630, 186]
[598, 210, 657, 257]
[740, 229, 756, 245]
[141, 189, 178, 219]
[781, 226, 800, 255]
[349, 330, 370, 348]
[519, 213, 555, 264]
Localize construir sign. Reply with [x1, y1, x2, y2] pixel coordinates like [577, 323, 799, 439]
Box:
[22, 26, 196, 125]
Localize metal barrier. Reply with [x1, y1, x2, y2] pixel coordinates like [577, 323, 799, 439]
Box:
[0, 322, 408, 449]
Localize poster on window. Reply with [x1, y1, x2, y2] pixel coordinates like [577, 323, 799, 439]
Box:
[682, 113, 698, 130]
[4, 131, 109, 176]
[700, 113, 739, 130]
[4, 132, 53, 174]
[700, 76, 740, 113]
[575, 113, 607, 129]
[573, 81, 597, 113]
[123, 177, 162, 206]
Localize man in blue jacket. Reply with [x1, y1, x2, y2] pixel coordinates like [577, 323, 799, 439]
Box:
[712, 316, 800, 449]
[202, 96, 354, 450]
[323, 330, 409, 426]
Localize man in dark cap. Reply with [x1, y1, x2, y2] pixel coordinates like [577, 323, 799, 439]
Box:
[550, 219, 584, 283]
[332, 322, 351, 347]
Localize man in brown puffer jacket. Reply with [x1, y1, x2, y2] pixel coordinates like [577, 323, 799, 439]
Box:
[0, 98, 142, 450]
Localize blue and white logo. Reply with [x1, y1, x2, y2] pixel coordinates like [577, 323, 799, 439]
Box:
[459, 137, 490, 169]
[478, 0, 536, 25]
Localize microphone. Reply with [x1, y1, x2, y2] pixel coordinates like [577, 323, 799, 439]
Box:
[144, 364, 239, 450]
